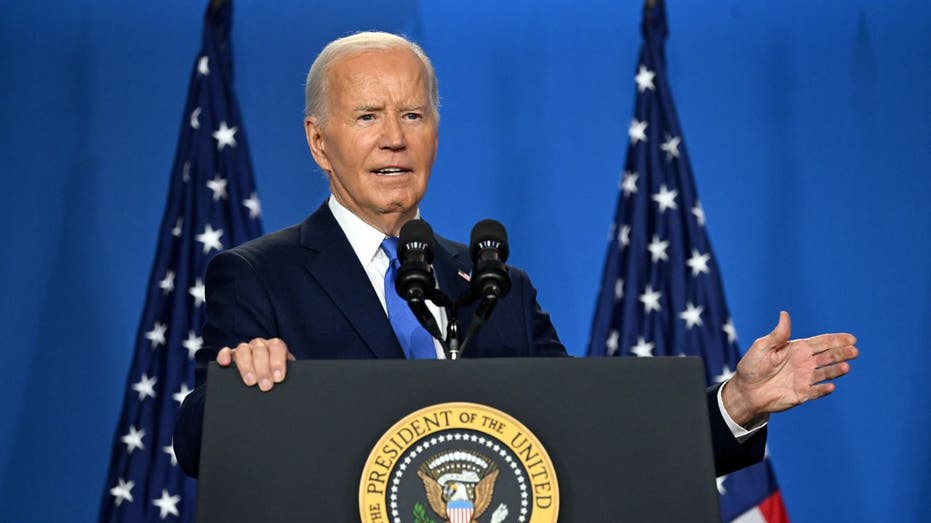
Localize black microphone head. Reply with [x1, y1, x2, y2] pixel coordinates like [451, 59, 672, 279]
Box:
[398, 219, 436, 263]
[469, 219, 509, 263]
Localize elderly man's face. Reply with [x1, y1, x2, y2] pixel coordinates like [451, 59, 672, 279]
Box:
[305, 47, 438, 234]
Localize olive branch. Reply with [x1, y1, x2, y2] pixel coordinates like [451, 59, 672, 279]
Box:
[413, 502, 438, 523]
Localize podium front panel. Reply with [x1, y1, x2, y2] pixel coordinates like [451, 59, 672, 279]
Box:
[197, 357, 720, 522]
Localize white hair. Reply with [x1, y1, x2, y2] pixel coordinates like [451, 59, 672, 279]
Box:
[304, 31, 440, 124]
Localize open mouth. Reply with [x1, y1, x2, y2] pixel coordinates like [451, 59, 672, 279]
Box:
[371, 167, 412, 177]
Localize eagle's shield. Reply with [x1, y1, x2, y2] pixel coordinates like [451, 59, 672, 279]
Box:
[447, 500, 474, 523]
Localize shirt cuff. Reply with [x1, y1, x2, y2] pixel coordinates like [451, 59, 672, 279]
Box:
[717, 378, 768, 443]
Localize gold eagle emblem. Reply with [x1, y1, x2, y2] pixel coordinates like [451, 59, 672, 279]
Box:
[417, 450, 500, 522]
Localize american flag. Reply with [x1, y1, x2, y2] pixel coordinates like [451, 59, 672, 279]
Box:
[98, 1, 262, 521]
[587, 2, 789, 522]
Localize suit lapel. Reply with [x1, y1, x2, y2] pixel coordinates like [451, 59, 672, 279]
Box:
[299, 203, 404, 359]
[432, 236, 477, 344]
[433, 236, 471, 303]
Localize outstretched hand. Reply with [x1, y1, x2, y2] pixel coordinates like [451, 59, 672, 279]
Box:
[722, 311, 859, 427]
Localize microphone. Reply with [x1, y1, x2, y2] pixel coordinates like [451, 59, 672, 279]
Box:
[456, 220, 511, 359]
[468, 219, 511, 302]
[396, 220, 444, 342]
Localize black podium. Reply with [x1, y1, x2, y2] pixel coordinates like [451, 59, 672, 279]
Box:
[196, 357, 721, 522]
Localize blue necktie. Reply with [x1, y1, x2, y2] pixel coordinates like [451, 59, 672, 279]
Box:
[381, 237, 437, 359]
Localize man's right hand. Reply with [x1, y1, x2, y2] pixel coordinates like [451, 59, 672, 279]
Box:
[216, 338, 296, 392]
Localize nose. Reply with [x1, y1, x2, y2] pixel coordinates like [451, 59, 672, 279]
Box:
[379, 116, 406, 152]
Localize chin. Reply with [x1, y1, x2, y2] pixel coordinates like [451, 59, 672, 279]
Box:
[379, 188, 425, 210]
[377, 199, 418, 216]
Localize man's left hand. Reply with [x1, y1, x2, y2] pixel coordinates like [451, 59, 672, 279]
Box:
[722, 311, 859, 428]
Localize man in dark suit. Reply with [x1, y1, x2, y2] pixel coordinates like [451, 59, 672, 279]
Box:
[174, 31, 859, 478]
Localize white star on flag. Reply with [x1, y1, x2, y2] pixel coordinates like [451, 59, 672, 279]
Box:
[121, 425, 146, 454]
[686, 249, 711, 276]
[679, 302, 704, 329]
[145, 322, 167, 349]
[714, 365, 736, 384]
[190, 107, 201, 129]
[620, 171, 639, 197]
[171, 217, 183, 237]
[243, 191, 262, 219]
[692, 202, 706, 226]
[631, 336, 655, 357]
[206, 175, 228, 201]
[158, 270, 175, 295]
[648, 234, 669, 262]
[173, 383, 192, 406]
[109, 478, 134, 506]
[164, 440, 178, 467]
[639, 285, 662, 313]
[716, 475, 728, 495]
[212, 121, 238, 150]
[605, 330, 619, 356]
[182, 161, 191, 183]
[614, 278, 624, 301]
[152, 489, 181, 519]
[651, 183, 678, 213]
[196, 224, 224, 254]
[242, 191, 262, 219]
[189, 278, 206, 307]
[723, 318, 738, 344]
[628, 119, 648, 145]
[618, 224, 631, 248]
[131, 373, 157, 401]
[181, 330, 203, 359]
[660, 135, 681, 160]
[634, 65, 656, 92]
[197, 55, 210, 76]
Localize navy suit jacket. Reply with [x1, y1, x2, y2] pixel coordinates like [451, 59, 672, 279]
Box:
[174, 202, 765, 477]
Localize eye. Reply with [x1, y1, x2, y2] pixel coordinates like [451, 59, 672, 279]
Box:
[358, 114, 375, 122]
[403, 112, 422, 121]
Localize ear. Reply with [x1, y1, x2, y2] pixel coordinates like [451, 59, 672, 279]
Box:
[304, 116, 332, 173]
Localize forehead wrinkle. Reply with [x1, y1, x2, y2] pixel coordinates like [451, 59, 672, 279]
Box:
[326, 49, 432, 114]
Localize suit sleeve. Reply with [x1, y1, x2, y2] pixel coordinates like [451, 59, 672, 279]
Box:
[706, 383, 767, 476]
[173, 249, 277, 478]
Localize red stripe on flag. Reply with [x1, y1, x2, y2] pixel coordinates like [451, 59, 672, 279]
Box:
[759, 490, 789, 523]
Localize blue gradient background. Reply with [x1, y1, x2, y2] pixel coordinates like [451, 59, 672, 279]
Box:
[1, 1, 928, 521]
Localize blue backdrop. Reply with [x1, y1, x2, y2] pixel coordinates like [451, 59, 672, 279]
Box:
[1, 1, 928, 521]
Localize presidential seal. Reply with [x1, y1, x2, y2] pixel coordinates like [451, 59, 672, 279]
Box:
[359, 402, 559, 523]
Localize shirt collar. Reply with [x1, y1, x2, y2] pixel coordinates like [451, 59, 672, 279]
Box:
[327, 195, 421, 266]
